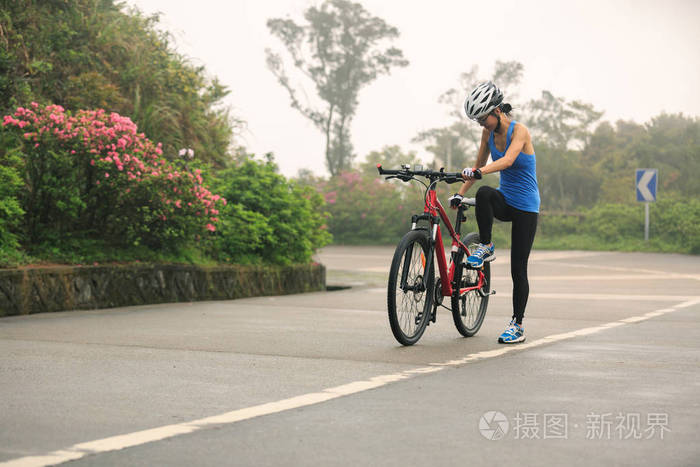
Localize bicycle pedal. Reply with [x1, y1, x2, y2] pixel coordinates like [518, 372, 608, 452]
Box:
[478, 288, 497, 298]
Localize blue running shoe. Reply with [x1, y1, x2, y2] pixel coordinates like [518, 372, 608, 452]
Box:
[467, 242, 495, 268]
[498, 319, 525, 344]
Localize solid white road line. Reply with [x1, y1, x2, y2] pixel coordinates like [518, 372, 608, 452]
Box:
[1, 298, 698, 467]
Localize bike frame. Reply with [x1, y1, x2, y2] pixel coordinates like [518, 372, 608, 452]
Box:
[422, 186, 487, 299]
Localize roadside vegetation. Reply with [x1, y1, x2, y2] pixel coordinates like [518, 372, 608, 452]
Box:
[1, 0, 697, 269]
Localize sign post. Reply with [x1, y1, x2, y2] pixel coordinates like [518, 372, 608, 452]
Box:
[636, 169, 658, 241]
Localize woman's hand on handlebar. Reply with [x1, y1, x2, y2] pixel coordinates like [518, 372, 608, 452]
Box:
[448, 193, 464, 210]
[462, 167, 482, 180]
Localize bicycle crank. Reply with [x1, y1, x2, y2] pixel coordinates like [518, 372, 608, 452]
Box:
[430, 279, 442, 323]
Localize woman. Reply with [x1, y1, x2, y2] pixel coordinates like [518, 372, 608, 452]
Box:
[448, 81, 540, 344]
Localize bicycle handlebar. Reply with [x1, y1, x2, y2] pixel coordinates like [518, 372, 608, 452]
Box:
[376, 164, 478, 184]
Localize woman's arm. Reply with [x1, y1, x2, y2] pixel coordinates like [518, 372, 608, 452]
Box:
[457, 129, 491, 196]
[479, 124, 530, 175]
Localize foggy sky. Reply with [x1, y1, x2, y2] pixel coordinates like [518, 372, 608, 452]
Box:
[128, 0, 700, 175]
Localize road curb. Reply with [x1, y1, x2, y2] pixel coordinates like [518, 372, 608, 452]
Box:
[0, 263, 326, 317]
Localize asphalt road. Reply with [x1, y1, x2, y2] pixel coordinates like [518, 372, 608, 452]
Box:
[1, 246, 699, 466]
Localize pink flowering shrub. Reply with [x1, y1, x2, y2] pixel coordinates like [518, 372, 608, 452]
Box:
[1, 103, 225, 251]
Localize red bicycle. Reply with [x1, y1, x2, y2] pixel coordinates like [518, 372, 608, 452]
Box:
[378, 164, 495, 346]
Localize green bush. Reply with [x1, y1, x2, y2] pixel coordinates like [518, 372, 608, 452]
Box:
[583, 203, 643, 239]
[0, 131, 24, 251]
[532, 199, 700, 254]
[651, 197, 700, 254]
[208, 156, 332, 265]
[536, 212, 580, 237]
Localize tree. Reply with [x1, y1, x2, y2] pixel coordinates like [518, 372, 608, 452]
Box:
[266, 0, 409, 176]
[413, 122, 476, 170]
[582, 113, 700, 204]
[358, 145, 421, 176]
[523, 91, 603, 151]
[535, 145, 601, 211]
[414, 60, 609, 211]
[414, 61, 524, 170]
[415, 59, 605, 165]
[640, 113, 700, 198]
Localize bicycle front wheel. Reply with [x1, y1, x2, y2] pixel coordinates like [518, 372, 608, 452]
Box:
[451, 232, 490, 337]
[387, 230, 434, 346]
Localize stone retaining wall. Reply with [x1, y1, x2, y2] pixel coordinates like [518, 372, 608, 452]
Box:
[0, 263, 325, 317]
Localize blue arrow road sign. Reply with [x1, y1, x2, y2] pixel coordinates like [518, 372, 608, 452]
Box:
[636, 169, 657, 202]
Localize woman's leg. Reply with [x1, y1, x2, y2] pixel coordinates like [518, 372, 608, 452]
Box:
[509, 209, 538, 325]
[475, 186, 510, 243]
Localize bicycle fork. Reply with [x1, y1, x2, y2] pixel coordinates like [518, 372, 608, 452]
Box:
[398, 241, 435, 295]
[400, 214, 439, 293]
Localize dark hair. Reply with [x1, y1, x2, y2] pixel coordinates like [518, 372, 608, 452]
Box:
[499, 103, 513, 116]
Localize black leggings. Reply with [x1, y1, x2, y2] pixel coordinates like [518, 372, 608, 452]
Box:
[475, 186, 538, 325]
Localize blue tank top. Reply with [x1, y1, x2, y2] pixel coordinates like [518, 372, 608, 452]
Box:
[488, 120, 541, 213]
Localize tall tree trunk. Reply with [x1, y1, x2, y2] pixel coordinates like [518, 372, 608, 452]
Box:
[337, 113, 347, 172]
[325, 104, 335, 175]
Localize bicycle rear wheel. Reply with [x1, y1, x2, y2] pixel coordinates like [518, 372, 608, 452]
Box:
[451, 232, 490, 337]
[387, 230, 434, 346]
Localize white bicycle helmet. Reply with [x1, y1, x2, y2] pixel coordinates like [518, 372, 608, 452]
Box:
[463, 81, 504, 120]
